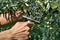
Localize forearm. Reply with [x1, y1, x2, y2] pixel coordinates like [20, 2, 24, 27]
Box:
[0, 10, 24, 27]
[0, 13, 21, 25]
[0, 30, 12, 40]
[0, 14, 17, 25]
[0, 14, 9, 25]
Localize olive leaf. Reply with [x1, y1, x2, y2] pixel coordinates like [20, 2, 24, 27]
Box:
[0, 0, 60, 40]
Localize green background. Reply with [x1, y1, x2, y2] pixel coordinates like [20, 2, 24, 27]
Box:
[0, 0, 60, 40]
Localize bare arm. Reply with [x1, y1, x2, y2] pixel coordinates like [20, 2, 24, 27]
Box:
[0, 30, 12, 40]
[0, 10, 32, 40]
[0, 14, 9, 25]
[0, 21, 32, 40]
[0, 10, 24, 26]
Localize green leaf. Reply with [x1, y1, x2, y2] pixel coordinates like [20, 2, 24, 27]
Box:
[50, 1, 58, 9]
[0, 0, 60, 40]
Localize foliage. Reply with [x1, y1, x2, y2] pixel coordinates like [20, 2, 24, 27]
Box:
[0, 0, 60, 40]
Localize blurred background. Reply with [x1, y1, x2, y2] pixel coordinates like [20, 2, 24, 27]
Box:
[0, 0, 60, 40]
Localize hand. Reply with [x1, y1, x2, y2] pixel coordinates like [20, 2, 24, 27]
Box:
[9, 21, 33, 40]
[12, 10, 25, 21]
[0, 10, 25, 25]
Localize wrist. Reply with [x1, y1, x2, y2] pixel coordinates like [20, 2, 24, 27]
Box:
[6, 30, 13, 38]
[4, 30, 13, 39]
[8, 29, 17, 40]
[0, 30, 13, 40]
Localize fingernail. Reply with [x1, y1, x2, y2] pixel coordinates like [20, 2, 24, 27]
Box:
[27, 21, 31, 23]
[27, 21, 34, 24]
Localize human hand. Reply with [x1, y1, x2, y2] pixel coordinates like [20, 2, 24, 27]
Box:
[9, 21, 33, 40]
[0, 10, 25, 25]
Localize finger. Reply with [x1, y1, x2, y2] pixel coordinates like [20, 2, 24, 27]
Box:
[18, 21, 33, 29]
[15, 36, 28, 40]
[10, 22, 25, 30]
[12, 21, 33, 30]
[15, 10, 23, 17]
[13, 26, 30, 34]
[10, 21, 32, 33]
[22, 21, 33, 27]
[15, 34, 29, 38]
[14, 27, 30, 35]
[18, 26, 30, 32]
[17, 36, 28, 40]
[15, 31, 29, 36]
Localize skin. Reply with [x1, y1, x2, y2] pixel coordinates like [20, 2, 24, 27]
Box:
[0, 10, 33, 40]
[0, 10, 24, 25]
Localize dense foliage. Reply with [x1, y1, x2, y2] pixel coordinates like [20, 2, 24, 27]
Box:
[0, 0, 60, 40]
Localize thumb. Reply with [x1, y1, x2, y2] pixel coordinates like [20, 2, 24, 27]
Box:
[22, 21, 33, 27]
